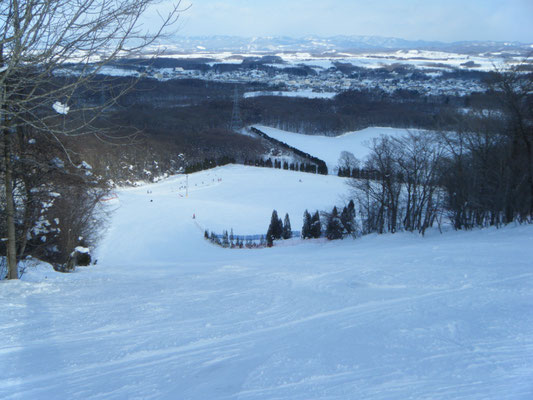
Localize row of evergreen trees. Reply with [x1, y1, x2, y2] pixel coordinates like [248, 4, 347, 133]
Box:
[265, 201, 357, 247]
[266, 210, 292, 246]
[204, 228, 264, 249]
[204, 202, 357, 250]
[337, 167, 385, 180]
[301, 201, 356, 241]
[250, 126, 328, 175]
[185, 155, 324, 176]
[185, 156, 236, 174]
[244, 158, 322, 174]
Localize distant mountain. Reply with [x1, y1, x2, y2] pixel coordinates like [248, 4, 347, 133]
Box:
[162, 35, 532, 55]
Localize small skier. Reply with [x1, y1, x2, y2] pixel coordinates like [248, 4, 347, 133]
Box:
[192, 213, 196, 219]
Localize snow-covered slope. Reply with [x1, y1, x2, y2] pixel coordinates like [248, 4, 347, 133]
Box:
[244, 90, 337, 100]
[98, 166, 350, 267]
[255, 125, 430, 172]
[2, 165, 532, 400]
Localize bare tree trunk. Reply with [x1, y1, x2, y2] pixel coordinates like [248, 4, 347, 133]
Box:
[3, 129, 18, 279]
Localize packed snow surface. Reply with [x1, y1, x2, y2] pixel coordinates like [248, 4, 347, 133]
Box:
[1, 165, 532, 400]
[254, 125, 432, 172]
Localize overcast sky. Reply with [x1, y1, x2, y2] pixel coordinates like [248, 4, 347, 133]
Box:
[156, 0, 533, 42]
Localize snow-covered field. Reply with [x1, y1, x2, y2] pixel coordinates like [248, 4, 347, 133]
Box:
[2, 165, 533, 400]
[254, 125, 431, 172]
[159, 49, 517, 72]
[244, 90, 337, 100]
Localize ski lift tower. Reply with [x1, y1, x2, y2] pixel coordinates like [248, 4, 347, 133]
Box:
[229, 86, 243, 132]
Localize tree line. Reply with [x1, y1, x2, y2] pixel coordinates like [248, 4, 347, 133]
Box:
[349, 69, 532, 234]
[250, 126, 328, 174]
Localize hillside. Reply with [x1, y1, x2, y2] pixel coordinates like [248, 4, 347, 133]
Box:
[254, 125, 434, 172]
[2, 165, 532, 399]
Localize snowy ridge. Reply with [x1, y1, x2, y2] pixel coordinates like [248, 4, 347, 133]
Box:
[164, 35, 533, 54]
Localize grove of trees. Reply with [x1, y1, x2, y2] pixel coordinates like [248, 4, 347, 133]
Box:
[1, 0, 182, 278]
[350, 68, 532, 234]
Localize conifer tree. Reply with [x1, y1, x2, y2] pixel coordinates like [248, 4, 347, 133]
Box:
[311, 211, 322, 238]
[266, 233, 274, 247]
[222, 230, 230, 247]
[340, 203, 356, 235]
[267, 210, 283, 240]
[302, 210, 312, 239]
[282, 213, 292, 239]
[326, 206, 344, 240]
[348, 199, 355, 213]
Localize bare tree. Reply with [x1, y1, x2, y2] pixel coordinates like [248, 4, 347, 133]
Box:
[395, 132, 444, 234]
[1, 0, 184, 279]
[437, 64, 532, 229]
[350, 132, 444, 235]
[337, 150, 359, 176]
[488, 66, 533, 219]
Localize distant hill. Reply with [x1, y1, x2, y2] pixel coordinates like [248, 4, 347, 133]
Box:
[159, 35, 533, 55]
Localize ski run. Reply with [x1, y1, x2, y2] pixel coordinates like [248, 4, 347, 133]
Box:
[1, 164, 533, 400]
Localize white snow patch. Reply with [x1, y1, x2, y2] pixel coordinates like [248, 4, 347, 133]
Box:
[52, 101, 69, 115]
[74, 246, 90, 254]
[78, 161, 92, 170]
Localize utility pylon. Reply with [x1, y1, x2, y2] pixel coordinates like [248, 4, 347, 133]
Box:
[230, 86, 243, 132]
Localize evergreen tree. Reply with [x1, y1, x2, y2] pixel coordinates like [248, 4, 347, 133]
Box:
[340, 202, 356, 235]
[326, 207, 344, 240]
[348, 199, 355, 213]
[282, 213, 292, 239]
[310, 211, 321, 238]
[222, 230, 230, 247]
[267, 210, 283, 240]
[210, 232, 220, 245]
[266, 233, 274, 247]
[302, 210, 312, 239]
